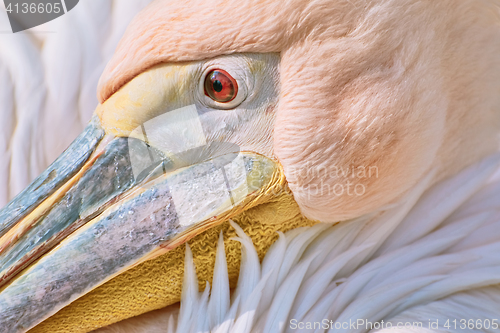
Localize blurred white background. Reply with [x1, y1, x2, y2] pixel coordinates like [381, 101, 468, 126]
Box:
[0, 0, 153, 207]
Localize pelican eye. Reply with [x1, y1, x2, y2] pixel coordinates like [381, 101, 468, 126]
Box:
[204, 69, 238, 103]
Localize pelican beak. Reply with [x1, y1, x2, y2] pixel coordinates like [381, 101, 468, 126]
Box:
[0, 63, 282, 332]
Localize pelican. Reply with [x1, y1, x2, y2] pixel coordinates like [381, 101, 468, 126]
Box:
[1, 0, 500, 332]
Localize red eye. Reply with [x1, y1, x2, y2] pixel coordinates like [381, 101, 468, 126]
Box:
[204, 69, 238, 103]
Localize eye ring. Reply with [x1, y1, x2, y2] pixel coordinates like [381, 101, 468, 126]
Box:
[198, 65, 247, 110]
[204, 69, 238, 103]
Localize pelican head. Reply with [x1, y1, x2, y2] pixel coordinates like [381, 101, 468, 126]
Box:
[0, 0, 499, 331]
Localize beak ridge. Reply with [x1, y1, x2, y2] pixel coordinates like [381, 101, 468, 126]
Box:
[0, 117, 104, 238]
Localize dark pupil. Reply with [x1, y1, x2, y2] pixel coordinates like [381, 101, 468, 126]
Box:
[212, 80, 223, 92]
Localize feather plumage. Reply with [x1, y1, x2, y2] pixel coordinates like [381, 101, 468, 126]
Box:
[97, 154, 500, 332]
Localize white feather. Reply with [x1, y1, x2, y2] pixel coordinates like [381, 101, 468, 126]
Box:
[207, 231, 230, 330]
[176, 243, 198, 333]
[0, 0, 155, 206]
[229, 219, 261, 307]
